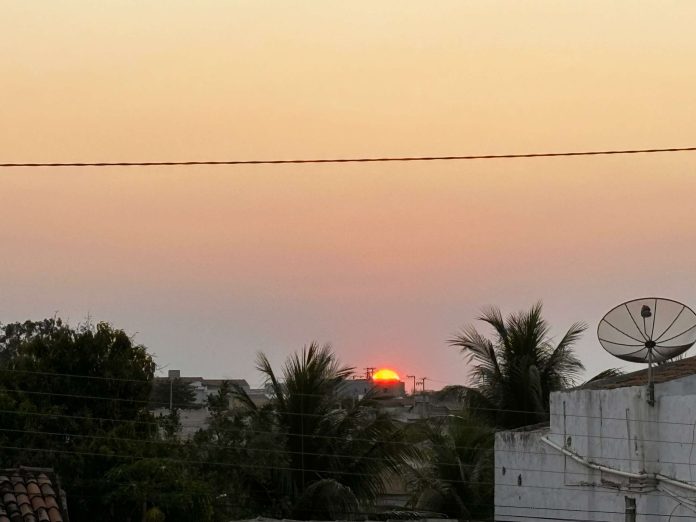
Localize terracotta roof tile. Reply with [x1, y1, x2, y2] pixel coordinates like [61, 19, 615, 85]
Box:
[41, 500, 56, 512]
[0, 469, 67, 522]
[37, 487, 53, 499]
[582, 355, 696, 390]
[46, 507, 61, 522]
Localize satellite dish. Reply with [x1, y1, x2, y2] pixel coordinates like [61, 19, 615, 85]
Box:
[597, 297, 696, 405]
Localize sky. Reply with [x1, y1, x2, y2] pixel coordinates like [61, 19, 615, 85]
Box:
[2, 1, 696, 388]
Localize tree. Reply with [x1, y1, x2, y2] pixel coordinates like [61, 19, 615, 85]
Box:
[406, 413, 494, 520]
[105, 458, 213, 522]
[0, 319, 162, 521]
[449, 302, 586, 429]
[150, 378, 198, 410]
[231, 343, 420, 519]
[190, 381, 287, 520]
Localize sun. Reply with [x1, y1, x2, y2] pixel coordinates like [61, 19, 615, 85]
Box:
[372, 368, 400, 382]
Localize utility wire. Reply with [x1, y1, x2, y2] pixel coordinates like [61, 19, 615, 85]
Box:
[2, 369, 696, 430]
[4, 402, 696, 461]
[0, 441, 647, 492]
[7, 433, 696, 522]
[4, 368, 696, 432]
[0, 422, 625, 479]
[2, 146, 696, 168]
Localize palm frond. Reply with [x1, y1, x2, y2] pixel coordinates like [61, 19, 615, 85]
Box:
[584, 367, 624, 384]
[448, 326, 501, 384]
[229, 381, 258, 412]
[542, 322, 586, 388]
[256, 351, 287, 410]
[478, 305, 510, 351]
[451, 302, 587, 429]
[293, 478, 359, 520]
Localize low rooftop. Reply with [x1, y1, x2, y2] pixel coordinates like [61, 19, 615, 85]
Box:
[154, 375, 250, 388]
[582, 355, 696, 390]
[0, 467, 67, 522]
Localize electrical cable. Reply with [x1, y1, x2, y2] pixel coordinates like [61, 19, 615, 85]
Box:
[2, 146, 696, 169]
[3, 367, 696, 429]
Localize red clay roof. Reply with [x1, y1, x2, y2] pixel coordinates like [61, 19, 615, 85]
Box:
[583, 355, 696, 390]
[0, 468, 67, 522]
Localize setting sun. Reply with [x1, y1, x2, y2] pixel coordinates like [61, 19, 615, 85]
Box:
[372, 368, 400, 382]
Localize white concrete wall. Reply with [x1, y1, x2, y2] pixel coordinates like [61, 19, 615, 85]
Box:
[496, 375, 696, 521]
[153, 406, 211, 438]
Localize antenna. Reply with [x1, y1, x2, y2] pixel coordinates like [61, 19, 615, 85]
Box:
[597, 297, 696, 406]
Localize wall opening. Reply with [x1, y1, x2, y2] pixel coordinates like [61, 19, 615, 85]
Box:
[625, 497, 636, 522]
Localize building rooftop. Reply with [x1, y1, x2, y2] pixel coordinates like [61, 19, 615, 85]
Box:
[154, 376, 250, 388]
[582, 355, 696, 390]
[0, 467, 67, 522]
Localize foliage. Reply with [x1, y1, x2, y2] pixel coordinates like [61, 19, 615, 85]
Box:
[190, 381, 286, 520]
[229, 343, 421, 519]
[150, 378, 198, 410]
[450, 302, 586, 429]
[106, 458, 213, 522]
[0, 318, 200, 521]
[584, 367, 624, 384]
[405, 413, 494, 520]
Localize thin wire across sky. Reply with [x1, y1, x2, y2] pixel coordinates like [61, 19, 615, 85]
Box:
[2, 145, 696, 169]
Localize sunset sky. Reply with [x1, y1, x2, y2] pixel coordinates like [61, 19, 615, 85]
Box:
[3, 1, 696, 387]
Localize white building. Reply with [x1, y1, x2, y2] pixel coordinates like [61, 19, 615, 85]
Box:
[153, 370, 267, 438]
[496, 356, 696, 522]
[339, 377, 407, 400]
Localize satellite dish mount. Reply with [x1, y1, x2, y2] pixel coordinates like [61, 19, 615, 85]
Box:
[598, 298, 696, 407]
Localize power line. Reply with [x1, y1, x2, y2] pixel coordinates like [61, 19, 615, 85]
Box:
[7, 434, 696, 521]
[5, 398, 696, 459]
[7, 423, 696, 509]
[0, 441, 643, 492]
[2, 146, 696, 169]
[0, 421, 644, 478]
[5, 366, 696, 429]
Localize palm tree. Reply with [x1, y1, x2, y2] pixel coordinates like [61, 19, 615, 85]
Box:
[232, 343, 420, 519]
[449, 302, 586, 429]
[406, 413, 494, 520]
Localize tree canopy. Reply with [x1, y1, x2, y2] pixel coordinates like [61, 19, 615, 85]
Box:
[150, 377, 198, 410]
[449, 302, 586, 429]
[0, 307, 593, 521]
[0, 319, 212, 521]
[229, 343, 421, 519]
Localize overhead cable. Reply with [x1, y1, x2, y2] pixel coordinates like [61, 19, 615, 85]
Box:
[2, 146, 696, 169]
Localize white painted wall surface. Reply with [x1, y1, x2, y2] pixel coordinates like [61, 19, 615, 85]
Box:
[495, 374, 696, 521]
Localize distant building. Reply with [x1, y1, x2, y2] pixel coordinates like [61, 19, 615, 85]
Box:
[161, 369, 251, 404]
[339, 377, 406, 400]
[495, 356, 696, 522]
[153, 370, 268, 438]
[155, 369, 459, 437]
[338, 369, 408, 400]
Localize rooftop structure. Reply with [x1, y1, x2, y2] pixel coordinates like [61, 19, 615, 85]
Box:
[153, 370, 265, 438]
[0, 467, 68, 522]
[496, 355, 696, 522]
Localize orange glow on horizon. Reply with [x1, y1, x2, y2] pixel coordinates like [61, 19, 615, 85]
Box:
[372, 369, 400, 382]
